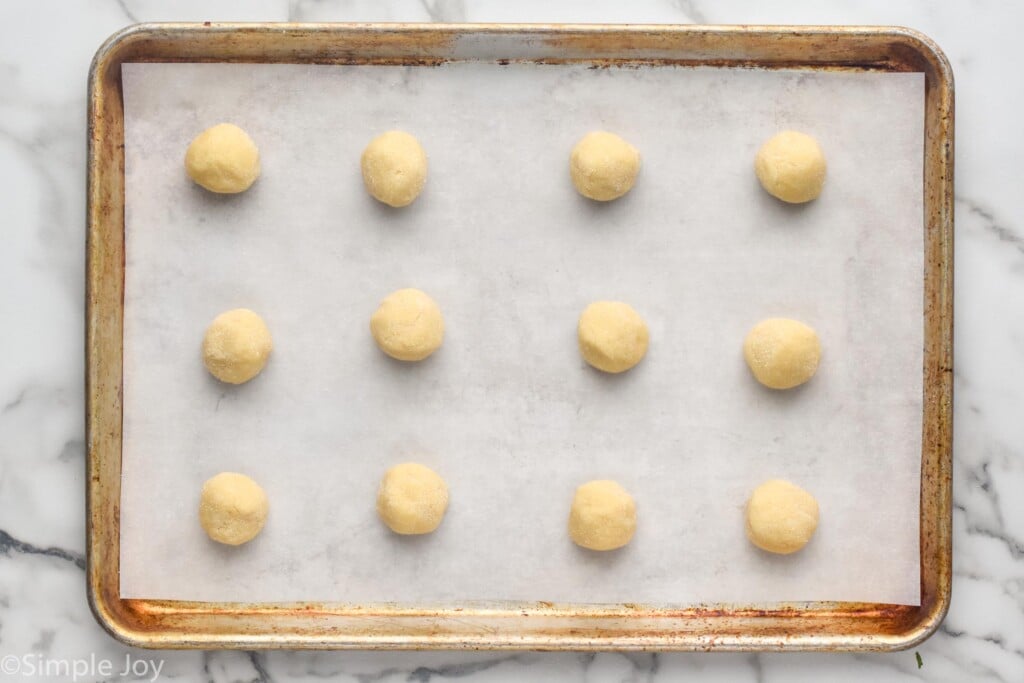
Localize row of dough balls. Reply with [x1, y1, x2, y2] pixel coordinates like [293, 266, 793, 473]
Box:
[200, 468, 819, 555]
[185, 123, 827, 205]
[202, 292, 822, 389]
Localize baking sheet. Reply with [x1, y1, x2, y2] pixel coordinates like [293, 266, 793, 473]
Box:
[120, 62, 923, 606]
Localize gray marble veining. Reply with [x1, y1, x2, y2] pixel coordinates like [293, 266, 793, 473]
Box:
[0, 1, 1021, 681]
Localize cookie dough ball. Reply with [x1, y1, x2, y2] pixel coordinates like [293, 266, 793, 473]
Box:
[185, 123, 260, 194]
[370, 288, 444, 361]
[754, 130, 826, 203]
[199, 472, 269, 545]
[578, 301, 649, 373]
[376, 463, 449, 535]
[570, 131, 640, 201]
[743, 318, 820, 390]
[202, 308, 273, 384]
[569, 480, 636, 551]
[745, 479, 819, 554]
[361, 130, 428, 207]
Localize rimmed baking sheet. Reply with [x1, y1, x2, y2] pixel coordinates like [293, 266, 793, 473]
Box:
[87, 23, 953, 650]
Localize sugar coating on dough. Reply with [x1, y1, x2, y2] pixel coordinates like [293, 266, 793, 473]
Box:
[370, 288, 444, 361]
[570, 131, 641, 201]
[199, 472, 269, 545]
[361, 130, 428, 207]
[569, 480, 637, 551]
[202, 308, 273, 385]
[376, 463, 449, 535]
[754, 130, 826, 203]
[745, 479, 819, 554]
[185, 123, 260, 194]
[578, 301, 649, 373]
[743, 318, 820, 390]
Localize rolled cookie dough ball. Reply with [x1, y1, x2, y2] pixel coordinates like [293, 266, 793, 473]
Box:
[370, 288, 444, 361]
[199, 472, 269, 545]
[743, 318, 820, 390]
[185, 123, 260, 194]
[754, 130, 826, 203]
[361, 130, 428, 207]
[569, 480, 636, 551]
[578, 301, 649, 373]
[745, 479, 819, 554]
[570, 131, 640, 201]
[202, 308, 273, 384]
[376, 463, 449, 535]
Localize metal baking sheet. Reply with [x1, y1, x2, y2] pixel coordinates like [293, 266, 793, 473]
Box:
[86, 23, 953, 651]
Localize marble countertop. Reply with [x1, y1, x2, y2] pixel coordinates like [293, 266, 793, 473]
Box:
[1, 1, 1020, 681]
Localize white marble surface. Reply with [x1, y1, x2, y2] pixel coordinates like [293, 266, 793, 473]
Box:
[0, 1, 1020, 681]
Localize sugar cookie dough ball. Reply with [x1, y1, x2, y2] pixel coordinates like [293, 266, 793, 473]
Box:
[754, 130, 826, 203]
[578, 301, 649, 373]
[361, 130, 428, 207]
[185, 123, 260, 194]
[743, 318, 820, 390]
[569, 480, 636, 551]
[376, 463, 449, 535]
[202, 308, 273, 384]
[745, 479, 819, 554]
[570, 131, 640, 201]
[370, 288, 444, 361]
[199, 472, 269, 545]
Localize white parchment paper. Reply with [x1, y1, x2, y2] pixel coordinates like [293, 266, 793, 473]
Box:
[121, 62, 923, 606]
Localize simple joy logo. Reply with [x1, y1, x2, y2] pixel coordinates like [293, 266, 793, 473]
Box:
[1, 653, 165, 681]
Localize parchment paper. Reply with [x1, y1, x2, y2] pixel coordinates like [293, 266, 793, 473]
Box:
[121, 62, 923, 606]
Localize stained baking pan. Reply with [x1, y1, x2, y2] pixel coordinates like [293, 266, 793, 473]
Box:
[86, 23, 953, 650]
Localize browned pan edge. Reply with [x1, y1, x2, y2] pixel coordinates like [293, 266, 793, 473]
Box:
[86, 23, 953, 650]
